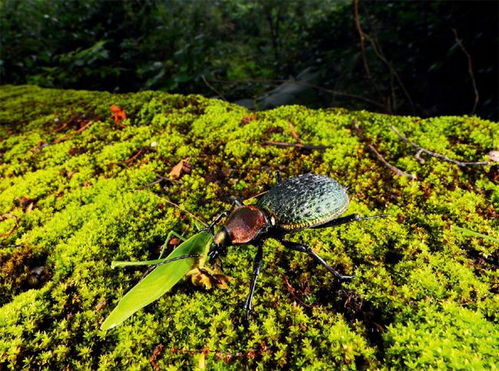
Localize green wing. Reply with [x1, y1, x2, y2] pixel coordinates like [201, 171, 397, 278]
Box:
[101, 230, 212, 330]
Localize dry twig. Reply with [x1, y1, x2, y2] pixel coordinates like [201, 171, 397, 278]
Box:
[201, 74, 227, 101]
[452, 28, 479, 114]
[0, 213, 19, 238]
[352, 0, 414, 113]
[388, 124, 490, 167]
[353, 120, 417, 180]
[263, 141, 333, 150]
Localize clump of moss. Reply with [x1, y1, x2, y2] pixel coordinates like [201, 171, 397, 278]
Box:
[0, 85, 497, 369]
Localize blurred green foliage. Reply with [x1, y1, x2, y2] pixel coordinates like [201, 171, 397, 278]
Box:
[0, 85, 497, 368]
[0, 0, 497, 119]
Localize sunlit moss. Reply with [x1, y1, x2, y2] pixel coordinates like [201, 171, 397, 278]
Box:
[0, 85, 497, 369]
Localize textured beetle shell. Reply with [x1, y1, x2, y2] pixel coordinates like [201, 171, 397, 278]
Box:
[257, 174, 349, 231]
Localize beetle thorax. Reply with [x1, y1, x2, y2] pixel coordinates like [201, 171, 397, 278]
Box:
[214, 206, 268, 246]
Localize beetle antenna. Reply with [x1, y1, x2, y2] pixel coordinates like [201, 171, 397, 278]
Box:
[163, 198, 208, 227]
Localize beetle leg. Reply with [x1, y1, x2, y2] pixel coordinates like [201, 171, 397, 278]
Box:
[312, 213, 390, 229]
[275, 171, 282, 184]
[280, 240, 353, 280]
[230, 196, 244, 207]
[243, 244, 264, 321]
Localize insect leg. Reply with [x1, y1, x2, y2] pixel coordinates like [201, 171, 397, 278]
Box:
[159, 230, 187, 259]
[312, 213, 390, 229]
[275, 171, 282, 184]
[243, 244, 264, 321]
[280, 240, 352, 280]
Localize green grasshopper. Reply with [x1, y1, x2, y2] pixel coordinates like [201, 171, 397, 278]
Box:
[101, 227, 229, 331]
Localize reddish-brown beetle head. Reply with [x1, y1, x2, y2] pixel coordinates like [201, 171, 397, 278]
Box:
[213, 206, 268, 246]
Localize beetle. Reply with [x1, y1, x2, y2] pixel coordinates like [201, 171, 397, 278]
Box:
[209, 173, 387, 320]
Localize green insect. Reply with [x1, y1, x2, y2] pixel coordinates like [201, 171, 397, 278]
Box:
[101, 227, 227, 331]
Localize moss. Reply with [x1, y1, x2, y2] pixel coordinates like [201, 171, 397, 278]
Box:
[0, 85, 497, 369]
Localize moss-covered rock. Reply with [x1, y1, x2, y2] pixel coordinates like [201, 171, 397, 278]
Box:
[0, 85, 497, 369]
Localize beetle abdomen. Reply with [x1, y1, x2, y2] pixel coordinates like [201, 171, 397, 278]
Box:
[257, 174, 349, 231]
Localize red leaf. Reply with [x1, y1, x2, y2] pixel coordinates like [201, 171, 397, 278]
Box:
[110, 105, 127, 126]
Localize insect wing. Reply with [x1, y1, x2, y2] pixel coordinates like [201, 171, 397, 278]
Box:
[101, 231, 212, 330]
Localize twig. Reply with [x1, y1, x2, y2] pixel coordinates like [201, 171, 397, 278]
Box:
[353, 0, 375, 87]
[352, 0, 414, 113]
[353, 120, 417, 180]
[138, 175, 171, 190]
[263, 141, 333, 150]
[283, 276, 313, 308]
[0, 213, 19, 238]
[452, 28, 479, 114]
[122, 148, 147, 166]
[53, 120, 93, 144]
[388, 124, 490, 167]
[201, 74, 226, 101]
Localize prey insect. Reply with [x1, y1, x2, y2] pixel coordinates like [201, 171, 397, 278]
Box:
[100, 217, 228, 331]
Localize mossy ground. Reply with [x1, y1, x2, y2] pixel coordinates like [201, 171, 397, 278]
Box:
[0, 85, 497, 369]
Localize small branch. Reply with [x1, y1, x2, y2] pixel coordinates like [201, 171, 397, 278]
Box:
[122, 148, 149, 167]
[452, 28, 479, 115]
[388, 124, 490, 167]
[263, 141, 333, 150]
[353, 120, 417, 180]
[0, 213, 19, 238]
[283, 276, 313, 308]
[353, 0, 374, 85]
[138, 175, 171, 190]
[53, 120, 93, 144]
[201, 74, 226, 101]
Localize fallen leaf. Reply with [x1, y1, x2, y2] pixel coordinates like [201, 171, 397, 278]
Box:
[169, 158, 192, 179]
[110, 105, 127, 127]
[241, 113, 257, 124]
[288, 121, 301, 142]
[487, 150, 499, 162]
[95, 301, 107, 312]
[149, 344, 164, 371]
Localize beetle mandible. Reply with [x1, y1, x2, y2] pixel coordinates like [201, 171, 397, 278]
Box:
[209, 173, 387, 320]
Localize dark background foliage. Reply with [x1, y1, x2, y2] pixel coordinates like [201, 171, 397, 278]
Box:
[0, 0, 497, 120]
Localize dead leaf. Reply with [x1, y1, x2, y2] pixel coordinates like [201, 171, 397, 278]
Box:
[487, 150, 499, 162]
[110, 105, 127, 127]
[149, 344, 164, 371]
[169, 158, 192, 179]
[241, 113, 257, 124]
[288, 121, 301, 142]
[95, 301, 106, 312]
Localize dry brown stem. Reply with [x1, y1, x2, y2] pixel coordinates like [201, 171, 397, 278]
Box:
[388, 124, 490, 167]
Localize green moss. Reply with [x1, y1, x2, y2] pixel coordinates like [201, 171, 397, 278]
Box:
[0, 85, 497, 369]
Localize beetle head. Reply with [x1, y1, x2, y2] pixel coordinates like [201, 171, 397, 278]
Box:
[213, 205, 268, 246]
